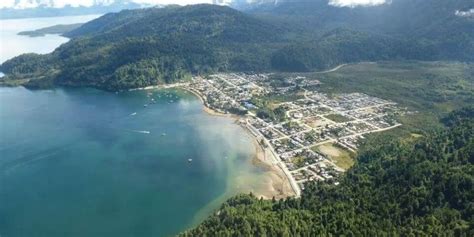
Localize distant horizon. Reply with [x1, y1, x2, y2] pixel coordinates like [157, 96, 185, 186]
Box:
[0, 0, 388, 10]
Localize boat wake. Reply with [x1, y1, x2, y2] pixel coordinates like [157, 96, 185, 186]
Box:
[129, 130, 151, 134]
[2, 149, 64, 173]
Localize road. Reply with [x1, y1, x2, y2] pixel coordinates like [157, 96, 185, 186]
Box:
[313, 64, 347, 74]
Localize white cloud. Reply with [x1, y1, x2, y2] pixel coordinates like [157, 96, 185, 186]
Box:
[329, 0, 388, 8]
[0, 0, 213, 9]
[0, 0, 15, 9]
[455, 9, 474, 17]
[133, 0, 211, 5]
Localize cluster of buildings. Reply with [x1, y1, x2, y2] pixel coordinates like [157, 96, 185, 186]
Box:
[186, 74, 265, 114]
[184, 73, 405, 194]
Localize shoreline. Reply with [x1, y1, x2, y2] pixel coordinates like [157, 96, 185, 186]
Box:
[246, 127, 297, 199]
[183, 86, 296, 199]
[182, 86, 296, 199]
[134, 84, 297, 199]
[181, 87, 233, 118]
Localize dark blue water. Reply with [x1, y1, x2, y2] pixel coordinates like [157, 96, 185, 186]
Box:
[0, 87, 263, 236]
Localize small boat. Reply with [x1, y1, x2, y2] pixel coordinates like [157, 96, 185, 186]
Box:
[161, 133, 167, 136]
[144, 104, 148, 107]
[188, 158, 193, 163]
[130, 112, 137, 116]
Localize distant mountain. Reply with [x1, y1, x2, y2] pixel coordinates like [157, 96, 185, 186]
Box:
[0, 0, 157, 19]
[1, 1, 473, 90]
[249, 0, 474, 69]
[1, 5, 288, 90]
[0, 0, 277, 19]
[230, 0, 279, 10]
[250, 0, 474, 34]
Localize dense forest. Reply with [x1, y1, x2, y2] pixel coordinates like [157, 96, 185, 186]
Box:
[180, 107, 474, 236]
[1, 0, 473, 90]
[0, 5, 285, 90]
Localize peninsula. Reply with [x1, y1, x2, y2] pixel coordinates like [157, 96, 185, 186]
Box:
[18, 23, 83, 37]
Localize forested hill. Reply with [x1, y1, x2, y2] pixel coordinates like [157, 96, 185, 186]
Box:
[64, 5, 283, 43]
[256, 0, 474, 70]
[0, 5, 289, 90]
[1, 1, 473, 90]
[181, 107, 474, 236]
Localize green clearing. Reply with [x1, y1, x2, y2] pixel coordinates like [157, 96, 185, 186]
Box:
[302, 61, 473, 135]
[315, 61, 473, 114]
[312, 143, 355, 170]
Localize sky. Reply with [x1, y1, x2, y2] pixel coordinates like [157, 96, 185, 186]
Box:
[0, 0, 211, 9]
[0, 0, 389, 9]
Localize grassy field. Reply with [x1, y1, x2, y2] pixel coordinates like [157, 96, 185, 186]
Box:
[303, 61, 473, 134]
[254, 61, 472, 135]
[313, 143, 355, 170]
[314, 61, 473, 113]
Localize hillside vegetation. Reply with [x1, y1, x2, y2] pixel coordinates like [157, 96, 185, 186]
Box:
[1, 5, 287, 90]
[315, 62, 474, 114]
[180, 107, 474, 236]
[259, 0, 474, 71]
[1, 0, 473, 90]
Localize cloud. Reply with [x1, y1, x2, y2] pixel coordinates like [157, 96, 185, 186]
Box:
[0, 0, 16, 9]
[329, 0, 388, 8]
[133, 0, 211, 5]
[455, 9, 474, 17]
[0, 0, 212, 9]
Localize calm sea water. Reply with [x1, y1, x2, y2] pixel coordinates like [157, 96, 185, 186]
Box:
[0, 87, 265, 236]
[0, 14, 101, 63]
[0, 16, 266, 236]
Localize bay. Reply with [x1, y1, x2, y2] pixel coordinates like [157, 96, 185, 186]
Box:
[0, 87, 267, 236]
[0, 15, 270, 236]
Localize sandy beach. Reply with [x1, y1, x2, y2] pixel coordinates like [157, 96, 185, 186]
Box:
[248, 136, 296, 199]
[144, 85, 296, 199]
[182, 86, 295, 199]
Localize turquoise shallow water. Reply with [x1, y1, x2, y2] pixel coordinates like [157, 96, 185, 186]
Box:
[0, 87, 263, 236]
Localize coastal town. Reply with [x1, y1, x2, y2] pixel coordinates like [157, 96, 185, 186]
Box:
[182, 73, 405, 197]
